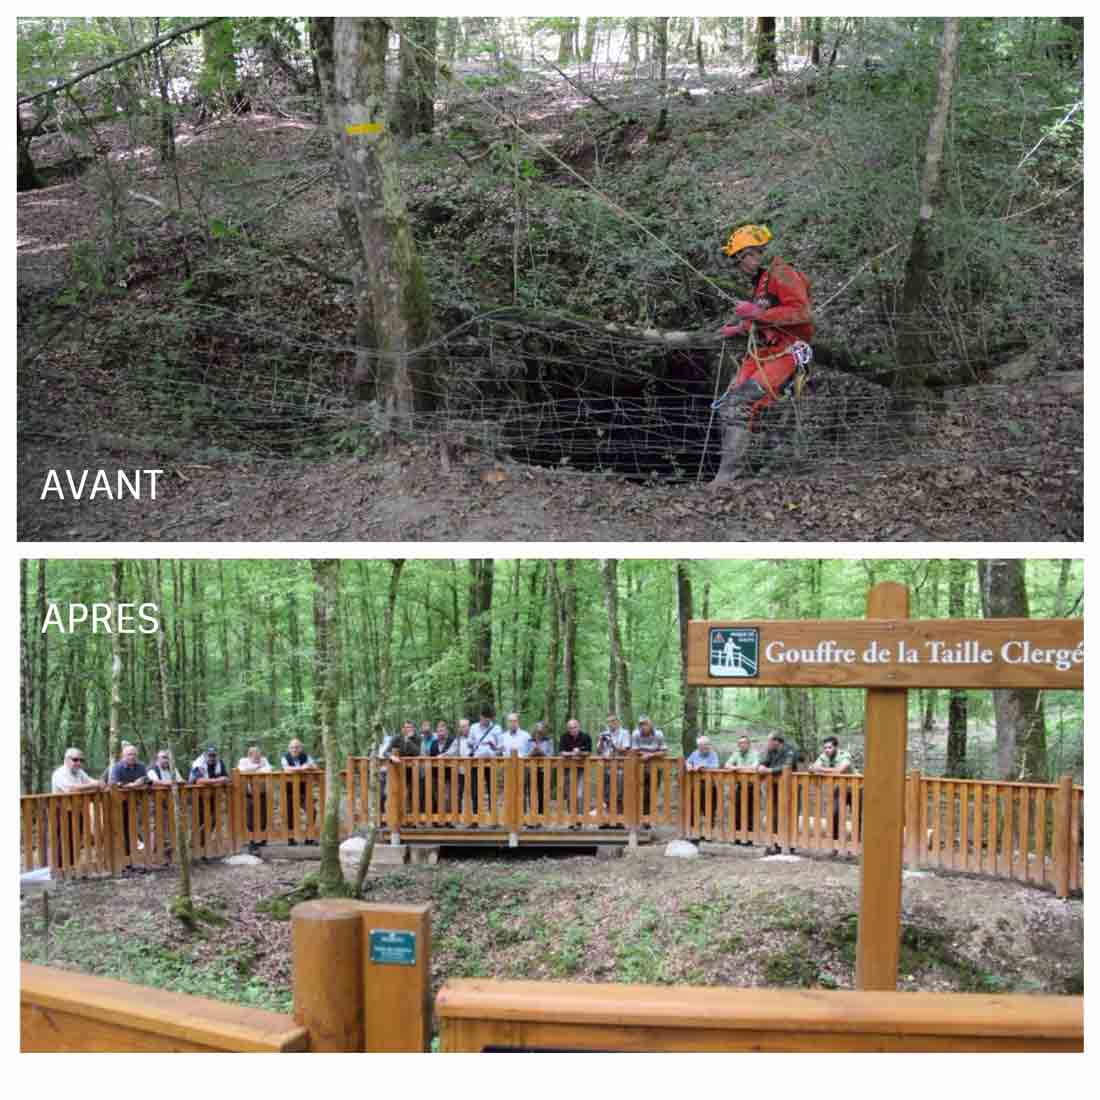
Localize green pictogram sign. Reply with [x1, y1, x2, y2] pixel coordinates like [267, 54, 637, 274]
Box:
[369, 929, 417, 966]
[709, 627, 759, 678]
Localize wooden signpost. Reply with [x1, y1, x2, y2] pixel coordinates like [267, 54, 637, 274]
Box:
[688, 581, 1083, 990]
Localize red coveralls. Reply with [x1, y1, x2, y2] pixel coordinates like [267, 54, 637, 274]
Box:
[731, 257, 815, 427]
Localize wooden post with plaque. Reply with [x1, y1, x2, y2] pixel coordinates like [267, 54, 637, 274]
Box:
[687, 581, 1083, 991]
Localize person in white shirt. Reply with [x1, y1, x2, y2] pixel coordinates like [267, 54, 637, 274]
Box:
[52, 748, 101, 794]
[51, 748, 102, 869]
[596, 713, 632, 817]
[238, 744, 272, 850]
[147, 749, 184, 785]
[468, 710, 502, 817]
[441, 718, 472, 821]
[499, 712, 531, 757]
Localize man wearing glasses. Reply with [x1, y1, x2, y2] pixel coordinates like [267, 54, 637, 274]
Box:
[51, 748, 102, 871]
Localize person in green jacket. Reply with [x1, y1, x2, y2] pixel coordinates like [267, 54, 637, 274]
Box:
[724, 733, 759, 844]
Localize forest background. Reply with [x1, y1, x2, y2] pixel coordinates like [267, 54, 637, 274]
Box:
[16, 15, 1084, 541]
[20, 558, 1084, 797]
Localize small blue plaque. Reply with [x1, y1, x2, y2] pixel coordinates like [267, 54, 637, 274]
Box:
[369, 928, 417, 966]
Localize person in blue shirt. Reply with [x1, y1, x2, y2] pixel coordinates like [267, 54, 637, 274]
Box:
[684, 736, 720, 836]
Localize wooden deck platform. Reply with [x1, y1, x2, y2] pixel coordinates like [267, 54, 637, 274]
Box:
[377, 826, 653, 848]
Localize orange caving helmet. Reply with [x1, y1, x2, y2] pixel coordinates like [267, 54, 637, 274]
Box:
[723, 224, 772, 257]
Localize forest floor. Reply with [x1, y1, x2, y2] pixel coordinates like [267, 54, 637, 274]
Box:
[20, 838, 1083, 1030]
[16, 62, 1083, 542]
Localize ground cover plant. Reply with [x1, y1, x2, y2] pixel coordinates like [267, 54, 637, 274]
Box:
[20, 842, 1084, 1033]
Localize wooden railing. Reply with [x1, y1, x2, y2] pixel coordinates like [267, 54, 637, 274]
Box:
[21, 761, 1083, 898]
[344, 755, 682, 835]
[905, 772, 1085, 896]
[21, 962, 308, 1052]
[679, 767, 1084, 897]
[435, 979, 1083, 1052]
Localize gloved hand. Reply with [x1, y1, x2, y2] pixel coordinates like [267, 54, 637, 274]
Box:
[718, 322, 747, 338]
[734, 300, 764, 321]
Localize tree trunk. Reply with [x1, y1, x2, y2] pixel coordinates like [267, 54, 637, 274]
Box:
[519, 563, 544, 715]
[895, 18, 960, 390]
[109, 561, 124, 759]
[809, 17, 823, 65]
[545, 562, 561, 734]
[676, 562, 698, 754]
[35, 561, 48, 789]
[653, 17, 670, 137]
[977, 559, 1049, 781]
[311, 560, 346, 895]
[20, 561, 33, 792]
[468, 560, 495, 716]
[323, 18, 433, 422]
[152, 18, 176, 165]
[396, 18, 437, 138]
[627, 18, 640, 68]
[582, 18, 598, 63]
[755, 17, 778, 75]
[944, 558, 969, 776]
[149, 561, 194, 924]
[562, 561, 578, 719]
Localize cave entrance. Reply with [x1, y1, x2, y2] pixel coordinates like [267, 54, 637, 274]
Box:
[485, 345, 727, 483]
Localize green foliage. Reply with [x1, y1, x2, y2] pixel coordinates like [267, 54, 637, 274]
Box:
[22, 558, 1082, 785]
[762, 944, 821, 988]
[20, 916, 292, 1012]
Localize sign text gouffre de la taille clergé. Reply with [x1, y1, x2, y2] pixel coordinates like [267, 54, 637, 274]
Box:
[691, 619, 1083, 690]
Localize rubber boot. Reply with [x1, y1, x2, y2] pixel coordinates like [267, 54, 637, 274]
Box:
[710, 425, 752, 488]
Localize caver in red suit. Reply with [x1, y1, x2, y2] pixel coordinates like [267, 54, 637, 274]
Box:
[712, 225, 815, 486]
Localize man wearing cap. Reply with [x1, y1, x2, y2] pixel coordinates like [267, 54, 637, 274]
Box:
[712, 224, 814, 486]
[190, 746, 230, 855]
[631, 715, 667, 819]
[282, 738, 319, 845]
[51, 748, 102, 870]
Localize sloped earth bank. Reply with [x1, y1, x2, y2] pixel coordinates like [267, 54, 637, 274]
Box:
[17, 95, 1082, 542]
[17, 388, 1082, 541]
[20, 840, 1083, 1018]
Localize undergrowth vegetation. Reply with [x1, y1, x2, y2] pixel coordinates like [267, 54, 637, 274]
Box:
[18, 19, 1082, 464]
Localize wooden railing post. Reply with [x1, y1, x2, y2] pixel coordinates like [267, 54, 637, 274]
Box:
[507, 755, 520, 846]
[345, 755, 355, 839]
[108, 790, 125, 876]
[386, 759, 402, 844]
[291, 898, 366, 1051]
[359, 904, 433, 1052]
[905, 769, 921, 867]
[1053, 774, 1074, 899]
[678, 761, 690, 837]
[779, 765, 793, 851]
[624, 755, 639, 846]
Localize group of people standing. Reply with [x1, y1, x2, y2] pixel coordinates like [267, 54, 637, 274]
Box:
[379, 710, 670, 821]
[49, 738, 321, 866]
[684, 731, 855, 855]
